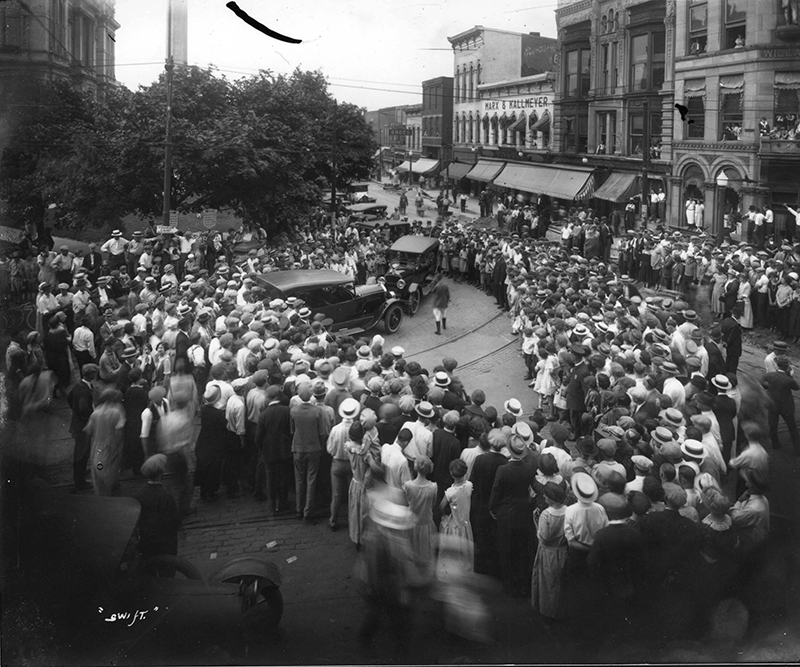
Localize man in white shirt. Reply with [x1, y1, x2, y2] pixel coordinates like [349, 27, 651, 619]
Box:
[661, 361, 686, 410]
[101, 230, 129, 271]
[72, 317, 97, 370]
[381, 427, 412, 490]
[402, 402, 435, 462]
[224, 378, 249, 498]
[764, 204, 775, 242]
[754, 207, 766, 248]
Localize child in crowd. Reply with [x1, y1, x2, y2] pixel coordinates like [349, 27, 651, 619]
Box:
[438, 458, 474, 571]
[403, 456, 438, 578]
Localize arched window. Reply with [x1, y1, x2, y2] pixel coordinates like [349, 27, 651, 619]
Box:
[454, 66, 461, 103]
[469, 64, 475, 101]
[611, 10, 618, 31]
[601, 16, 608, 33]
[467, 112, 473, 143]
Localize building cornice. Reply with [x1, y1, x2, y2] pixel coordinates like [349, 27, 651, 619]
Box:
[478, 73, 554, 90]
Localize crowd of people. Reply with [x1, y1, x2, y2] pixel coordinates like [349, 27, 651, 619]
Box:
[2, 195, 794, 650]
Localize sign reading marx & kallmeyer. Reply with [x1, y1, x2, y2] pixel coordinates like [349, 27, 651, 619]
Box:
[481, 96, 552, 114]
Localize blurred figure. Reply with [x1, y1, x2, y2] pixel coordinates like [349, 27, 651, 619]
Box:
[43, 314, 71, 397]
[19, 360, 55, 418]
[195, 384, 229, 501]
[346, 420, 382, 550]
[86, 388, 126, 496]
[531, 481, 569, 625]
[357, 489, 421, 659]
[135, 454, 181, 560]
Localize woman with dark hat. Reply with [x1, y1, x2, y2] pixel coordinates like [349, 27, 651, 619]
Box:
[43, 313, 71, 396]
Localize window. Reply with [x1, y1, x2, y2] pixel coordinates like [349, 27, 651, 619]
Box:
[611, 42, 618, 87]
[688, 1, 707, 55]
[597, 111, 617, 153]
[0, 2, 25, 51]
[565, 47, 590, 97]
[720, 92, 743, 140]
[601, 16, 608, 34]
[724, 0, 746, 50]
[563, 115, 588, 153]
[611, 10, 618, 31]
[773, 74, 800, 138]
[601, 44, 610, 92]
[685, 97, 705, 138]
[469, 66, 475, 102]
[629, 113, 644, 154]
[630, 31, 665, 92]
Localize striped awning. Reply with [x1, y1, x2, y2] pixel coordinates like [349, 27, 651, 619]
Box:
[592, 172, 639, 202]
[466, 160, 505, 182]
[440, 162, 472, 180]
[493, 163, 594, 200]
[530, 109, 550, 132]
[410, 158, 440, 175]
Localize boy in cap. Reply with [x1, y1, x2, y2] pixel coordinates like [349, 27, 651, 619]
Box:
[135, 454, 181, 559]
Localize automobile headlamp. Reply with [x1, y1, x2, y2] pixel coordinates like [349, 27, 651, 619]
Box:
[396, 279, 406, 290]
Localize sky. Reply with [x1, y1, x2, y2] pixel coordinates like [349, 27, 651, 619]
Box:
[113, 0, 559, 110]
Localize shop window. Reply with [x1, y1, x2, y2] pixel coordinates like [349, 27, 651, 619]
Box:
[564, 116, 576, 152]
[565, 47, 590, 98]
[720, 92, 743, 140]
[563, 115, 588, 153]
[724, 0, 746, 50]
[630, 31, 665, 92]
[688, 1, 707, 55]
[685, 97, 706, 139]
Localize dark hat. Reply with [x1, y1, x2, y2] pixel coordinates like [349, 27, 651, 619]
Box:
[543, 481, 566, 504]
[576, 436, 598, 457]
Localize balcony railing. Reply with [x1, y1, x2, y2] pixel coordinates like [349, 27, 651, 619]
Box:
[758, 137, 800, 156]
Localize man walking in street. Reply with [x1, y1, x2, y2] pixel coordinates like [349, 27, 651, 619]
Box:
[68, 363, 97, 492]
[431, 278, 450, 335]
[762, 357, 800, 454]
[290, 383, 328, 522]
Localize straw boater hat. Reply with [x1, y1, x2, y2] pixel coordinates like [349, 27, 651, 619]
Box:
[368, 495, 414, 530]
[711, 374, 732, 391]
[433, 371, 451, 388]
[571, 472, 599, 504]
[338, 397, 360, 420]
[504, 398, 523, 417]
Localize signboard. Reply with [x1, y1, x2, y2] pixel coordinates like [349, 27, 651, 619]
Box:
[202, 208, 218, 229]
[168, 210, 179, 227]
[156, 225, 178, 234]
[482, 95, 552, 114]
[388, 127, 413, 137]
[760, 47, 800, 59]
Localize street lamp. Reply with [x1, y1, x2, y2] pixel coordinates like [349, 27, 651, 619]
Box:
[716, 172, 729, 246]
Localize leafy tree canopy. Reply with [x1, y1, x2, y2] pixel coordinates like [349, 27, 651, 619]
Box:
[0, 67, 376, 235]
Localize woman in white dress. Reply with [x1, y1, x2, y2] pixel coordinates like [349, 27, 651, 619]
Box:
[685, 198, 696, 228]
[737, 276, 754, 328]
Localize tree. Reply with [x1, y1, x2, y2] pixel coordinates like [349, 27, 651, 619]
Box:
[1, 67, 377, 236]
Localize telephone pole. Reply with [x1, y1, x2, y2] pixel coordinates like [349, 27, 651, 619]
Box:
[330, 100, 338, 242]
[162, 0, 175, 227]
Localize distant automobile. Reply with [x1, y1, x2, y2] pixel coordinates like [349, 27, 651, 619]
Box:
[346, 182, 376, 204]
[254, 269, 404, 335]
[344, 203, 388, 221]
[382, 235, 441, 315]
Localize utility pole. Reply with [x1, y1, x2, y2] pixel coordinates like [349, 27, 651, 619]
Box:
[162, 0, 175, 228]
[640, 98, 650, 230]
[330, 100, 338, 243]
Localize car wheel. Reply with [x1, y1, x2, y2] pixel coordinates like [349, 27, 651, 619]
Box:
[218, 574, 284, 629]
[383, 304, 403, 334]
[408, 290, 421, 316]
[138, 555, 204, 580]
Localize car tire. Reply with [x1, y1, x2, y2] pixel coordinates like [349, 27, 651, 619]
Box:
[222, 575, 284, 630]
[408, 290, 421, 316]
[383, 304, 403, 334]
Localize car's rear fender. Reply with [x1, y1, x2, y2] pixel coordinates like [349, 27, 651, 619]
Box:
[209, 557, 282, 588]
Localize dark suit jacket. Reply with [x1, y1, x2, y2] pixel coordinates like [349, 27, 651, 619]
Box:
[639, 508, 703, 585]
[705, 341, 726, 380]
[470, 451, 507, 518]
[256, 403, 293, 462]
[720, 316, 742, 358]
[566, 361, 591, 411]
[431, 429, 462, 502]
[67, 380, 94, 435]
[174, 330, 191, 369]
[588, 522, 646, 598]
[762, 371, 799, 415]
[488, 459, 535, 521]
[633, 400, 659, 426]
[721, 279, 740, 314]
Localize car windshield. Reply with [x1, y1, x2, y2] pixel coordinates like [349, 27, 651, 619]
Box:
[388, 252, 422, 270]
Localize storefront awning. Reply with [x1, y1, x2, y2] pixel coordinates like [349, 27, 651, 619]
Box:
[593, 172, 639, 202]
[440, 162, 472, 180]
[507, 114, 527, 133]
[411, 158, 440, 175]
[467, 160, 505, 182]
[493, 163, 594, 200]
[530, 109, 550, 132]
[395, 160, 411, 172]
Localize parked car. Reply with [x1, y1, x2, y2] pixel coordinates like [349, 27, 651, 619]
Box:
[344, 203, 388, 221]
[346, 182, 376, 204]
[382, 235, 441, 316]
[3, 492, 283, 664]
[352, 218, 413, 241]
[254, 269, 404, 335]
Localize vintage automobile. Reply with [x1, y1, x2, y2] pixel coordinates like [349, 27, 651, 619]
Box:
[346, 182, 376, 204]
[352, 218, 415, 242]
[344, 202, 388, 221]
[3, 491, 283, 664]
[254, 269, 404, 335]
[381, 235, 442, 316]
